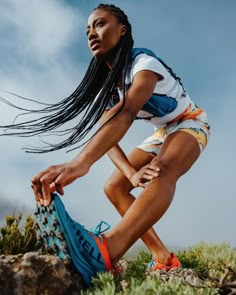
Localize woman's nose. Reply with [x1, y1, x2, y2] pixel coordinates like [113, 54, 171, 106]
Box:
[88, 28, 97, 40]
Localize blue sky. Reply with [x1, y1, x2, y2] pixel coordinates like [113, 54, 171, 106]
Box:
[0, 0, 235, 252]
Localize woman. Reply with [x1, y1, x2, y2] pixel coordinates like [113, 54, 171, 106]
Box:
[2, 4, 210, 286]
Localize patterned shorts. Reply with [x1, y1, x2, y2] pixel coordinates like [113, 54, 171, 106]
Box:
[137, 102, 210, 157]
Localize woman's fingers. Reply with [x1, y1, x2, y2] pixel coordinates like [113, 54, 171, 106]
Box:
[31, 160, 89, 206]
[31, 166, 63, 206]
[137, 181, 147, 188]
[54, 182, 64, 196]
[139, 165, 160, 180]
[31, 183, 42, 206]
[40, 178, 52, 206]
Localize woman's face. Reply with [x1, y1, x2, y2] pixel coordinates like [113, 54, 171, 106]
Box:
[87, 9, 126, 61]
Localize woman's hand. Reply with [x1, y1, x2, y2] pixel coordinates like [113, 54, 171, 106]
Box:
[31, 159, 90, 206]
[129, 163, 160, 188]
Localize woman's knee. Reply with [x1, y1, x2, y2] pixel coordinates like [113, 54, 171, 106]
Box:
[151, 157, 179, 180]
[104, 177, 131, 202]
[104, 179, 115, 198]
[104, 178, 122, 200]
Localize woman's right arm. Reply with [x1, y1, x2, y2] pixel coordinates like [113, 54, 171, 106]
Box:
[100, 111, 159, 188]
[107, 144, 137, 179]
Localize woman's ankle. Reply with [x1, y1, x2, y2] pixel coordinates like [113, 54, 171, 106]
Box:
[151, 250, 171, 265]
[103, 232, 128, 264]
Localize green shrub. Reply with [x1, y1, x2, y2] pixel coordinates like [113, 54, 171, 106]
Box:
[122, 277, 218, 295]
[82, 243, 235, 294]
[178, 242, 236, 281]
[123, 251, 151, 284]
[0, 212, 44, 254]
[82, 272, 218, 295]
[82, 272, 117, 295]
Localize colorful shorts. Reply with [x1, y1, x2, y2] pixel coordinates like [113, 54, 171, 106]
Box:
[137, 102, 210, 157]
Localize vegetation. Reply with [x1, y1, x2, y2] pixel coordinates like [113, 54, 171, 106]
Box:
[83, 243, 236, 295]
[0, 212, 235, 294]
[0, 211, 44, 254]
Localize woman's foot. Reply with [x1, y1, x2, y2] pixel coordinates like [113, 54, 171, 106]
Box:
[35, 193, 113, 286]
[147, 253, 181, 271]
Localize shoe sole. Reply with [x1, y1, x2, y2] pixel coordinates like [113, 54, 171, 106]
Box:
[34, 201, 71, 261]
[34, 193, 97, 286]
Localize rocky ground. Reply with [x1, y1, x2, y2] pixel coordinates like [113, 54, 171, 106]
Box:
[0, 252, 85, 295]
[0, 252, 235, 294]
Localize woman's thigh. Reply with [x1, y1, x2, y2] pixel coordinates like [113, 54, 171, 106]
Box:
[152, 130, 201, 179]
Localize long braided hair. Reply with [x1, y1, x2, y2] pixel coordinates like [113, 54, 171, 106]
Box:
[0, 4, 134, 153]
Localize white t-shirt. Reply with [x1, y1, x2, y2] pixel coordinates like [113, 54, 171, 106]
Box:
[109, 49, 193, 128]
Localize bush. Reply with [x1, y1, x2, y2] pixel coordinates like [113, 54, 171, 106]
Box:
[178, 242, 236, 281]
[0, 212, 44, 254]
[83, 243, 235, 294]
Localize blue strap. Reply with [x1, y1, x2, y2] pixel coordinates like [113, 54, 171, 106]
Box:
[90, 221, 110, 242]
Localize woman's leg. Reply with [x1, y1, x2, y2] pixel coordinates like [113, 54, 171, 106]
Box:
[104, 131, 201, 263]
[104, 148, 171, 263]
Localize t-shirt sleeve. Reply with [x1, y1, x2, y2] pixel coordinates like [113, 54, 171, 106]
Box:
[130, 53, 170, 81]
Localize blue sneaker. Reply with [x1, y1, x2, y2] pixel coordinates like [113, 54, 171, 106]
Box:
[34, 193, 113, 286]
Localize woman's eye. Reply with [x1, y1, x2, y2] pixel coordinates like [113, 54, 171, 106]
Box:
[96, 21, 104, 27]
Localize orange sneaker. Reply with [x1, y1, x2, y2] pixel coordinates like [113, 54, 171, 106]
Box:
[147, 253, 181, 271]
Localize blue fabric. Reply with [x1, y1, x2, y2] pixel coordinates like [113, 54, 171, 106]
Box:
[35, 193, 110, 286]
[130, 48, 178, 117]
[141, 94, 177, 117]
[131, 47, 162, 62]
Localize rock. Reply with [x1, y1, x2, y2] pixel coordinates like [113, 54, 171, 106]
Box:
[146, 267, 205, 288]
[0, 252, 85, 295]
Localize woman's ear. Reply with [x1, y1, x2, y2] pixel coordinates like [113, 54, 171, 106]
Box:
[121, 25, 126, 36]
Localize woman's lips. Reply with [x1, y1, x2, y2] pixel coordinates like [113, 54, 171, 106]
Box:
[90, 40, 100, 50]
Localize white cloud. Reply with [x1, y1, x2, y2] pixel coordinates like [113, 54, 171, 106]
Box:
[0, 0, 88, 217]
[0, 0, 87, 127]
[0, 0, 84, 62]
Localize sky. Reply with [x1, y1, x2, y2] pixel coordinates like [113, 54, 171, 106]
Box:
[0, 0, 235, 253]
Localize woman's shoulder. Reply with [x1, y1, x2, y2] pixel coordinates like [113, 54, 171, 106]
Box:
[131, 47, 160, 61]
[130, 47, 168, 70]
[129, 48, 170, 80]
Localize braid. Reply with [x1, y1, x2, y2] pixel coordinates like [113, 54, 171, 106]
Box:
[95, 4, 132, 35]
[0, 4, 134, 153]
